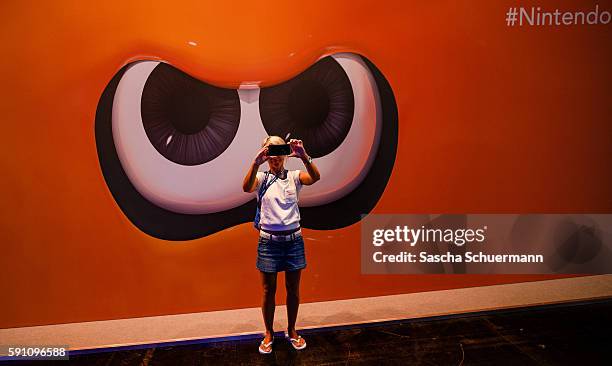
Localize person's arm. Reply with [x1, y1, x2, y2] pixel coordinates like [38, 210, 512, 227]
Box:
[299, 154, 320, 185]
[242, 163, 260, 193]
[243, 146, 268, 192]
[288, 139, 320, 185]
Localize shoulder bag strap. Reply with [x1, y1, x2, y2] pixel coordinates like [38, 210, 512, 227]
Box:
[257, 171, 279, 204]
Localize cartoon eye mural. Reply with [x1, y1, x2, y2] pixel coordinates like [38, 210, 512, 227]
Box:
[95, 53, 398, 240]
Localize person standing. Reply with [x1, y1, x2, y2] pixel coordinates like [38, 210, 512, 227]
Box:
[242, 136, 321, 354]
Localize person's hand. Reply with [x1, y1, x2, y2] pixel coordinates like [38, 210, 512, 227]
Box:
[288, 139, 308, 159]
[254, 146, 269, 166]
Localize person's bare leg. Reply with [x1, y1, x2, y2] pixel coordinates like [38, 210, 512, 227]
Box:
[260, 271, 277, 350]
[285, 269, 302, 340]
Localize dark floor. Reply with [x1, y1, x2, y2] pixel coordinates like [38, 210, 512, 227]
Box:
[3, 298, 612, 365]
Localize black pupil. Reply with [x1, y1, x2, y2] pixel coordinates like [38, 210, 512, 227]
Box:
[167, 91, 211, 135]
[288, 80, 330, 128]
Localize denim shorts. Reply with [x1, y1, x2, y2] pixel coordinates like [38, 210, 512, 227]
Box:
[256, 234, 307, 273]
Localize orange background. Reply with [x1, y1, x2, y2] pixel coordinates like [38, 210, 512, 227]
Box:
[1, 0, 610, 328]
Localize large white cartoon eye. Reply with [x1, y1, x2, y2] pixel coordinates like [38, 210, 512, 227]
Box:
[112, 61, 271, 214]
[259, 56, 354, 158]
[140, 63, 241, 166]
[260, 53, 382, 207]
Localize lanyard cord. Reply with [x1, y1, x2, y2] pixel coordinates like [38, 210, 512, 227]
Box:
[261, 173, 277, 194]
[258, 169, 286, 200]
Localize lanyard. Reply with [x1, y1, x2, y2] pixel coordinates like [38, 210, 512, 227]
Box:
[259, 169, 285, 199]
[261, 173, 278, 193]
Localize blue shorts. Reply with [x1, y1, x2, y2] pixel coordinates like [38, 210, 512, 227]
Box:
[256, 235, 307, 273]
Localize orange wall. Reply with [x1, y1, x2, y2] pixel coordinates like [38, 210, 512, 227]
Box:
[0, 0, 610, 328]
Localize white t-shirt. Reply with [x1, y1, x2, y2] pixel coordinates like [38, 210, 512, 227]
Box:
[255, 170, 303, 231]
